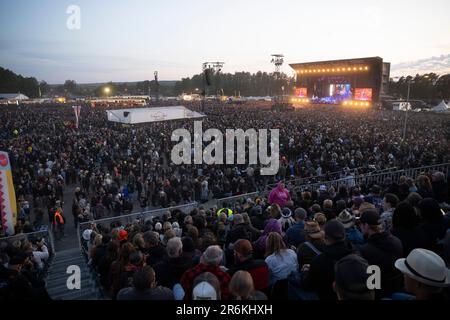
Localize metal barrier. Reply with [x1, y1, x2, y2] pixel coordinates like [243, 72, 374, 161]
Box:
[260, 166, 400, 196]
[0, 227, 55, 256]
[213, 192, 260, 209]
[78, 202, 199, 247]
[285, 163, 450, 193]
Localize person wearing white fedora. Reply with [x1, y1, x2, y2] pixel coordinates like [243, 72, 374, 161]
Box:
[395, 248, 450, 300]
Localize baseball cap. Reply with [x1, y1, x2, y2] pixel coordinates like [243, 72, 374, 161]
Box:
[192, 281, 218, 300]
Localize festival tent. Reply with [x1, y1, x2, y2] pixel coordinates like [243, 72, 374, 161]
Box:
[0, 93, 29, 104]
[432, 100, 449, 112]
[106, 106, 205, 124]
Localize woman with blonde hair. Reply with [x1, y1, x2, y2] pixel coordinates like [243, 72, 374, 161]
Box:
[264, 232, 298, 286]
[229, 271, 267, 300]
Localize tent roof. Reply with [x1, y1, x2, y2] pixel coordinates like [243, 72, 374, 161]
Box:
[432, 100, 449, 111]
[106, 106, 205, 124]
[0, 93, 29, 100]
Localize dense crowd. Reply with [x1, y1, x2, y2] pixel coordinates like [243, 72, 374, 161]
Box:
[78, 174, 450, 300]
[0, 101, 449, 300]
[1, 102, 449, 233]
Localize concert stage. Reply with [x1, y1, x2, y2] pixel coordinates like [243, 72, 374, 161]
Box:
[290, 57, 390, 107]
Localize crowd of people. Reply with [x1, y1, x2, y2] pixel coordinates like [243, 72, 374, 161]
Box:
[78, 173, 450, 300]
[1, 102, 449, 233]
[0, 101, 449, 300]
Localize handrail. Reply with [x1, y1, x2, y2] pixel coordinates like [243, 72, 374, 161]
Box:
[213, 192, 259, 208]
[290, 163, 450, 192]
[259, 163, 450, 195]
[78, 202, 199, 229]
[0, 228, 55, 255]
[262, 166, 400, 192]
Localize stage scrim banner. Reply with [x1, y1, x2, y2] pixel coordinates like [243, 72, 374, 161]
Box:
[0, 151, 17, 236]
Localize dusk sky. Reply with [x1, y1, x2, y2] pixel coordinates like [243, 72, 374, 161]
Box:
[1, 0, 450, 83]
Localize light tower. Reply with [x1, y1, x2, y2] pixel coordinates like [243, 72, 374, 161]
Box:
[270, 54, 284, 78]
[154, 71, 159, 102]
[201, 61, 225, 111]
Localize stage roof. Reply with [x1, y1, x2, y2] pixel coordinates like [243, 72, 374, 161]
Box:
[290, 57, 383, 69]
[106, 106, 205, 124]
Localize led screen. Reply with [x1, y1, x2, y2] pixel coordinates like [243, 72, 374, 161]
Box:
[295, 88, 308, 97]
[355, 88, 373, 101]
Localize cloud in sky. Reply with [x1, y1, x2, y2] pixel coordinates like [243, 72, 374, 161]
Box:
[391, 54, 450, 77]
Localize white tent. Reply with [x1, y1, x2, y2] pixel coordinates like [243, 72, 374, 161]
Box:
[0, 93, 29, 104]
[106, 106, 205, 124]
[432, 100, 449, 112]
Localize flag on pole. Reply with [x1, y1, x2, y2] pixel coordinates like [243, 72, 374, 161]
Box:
[0, 151, 17, 236]
[72, 105, 81, 128]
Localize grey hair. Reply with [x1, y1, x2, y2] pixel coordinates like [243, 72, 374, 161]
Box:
[166, 237, 183, 258]
[201, 245, 223, 266]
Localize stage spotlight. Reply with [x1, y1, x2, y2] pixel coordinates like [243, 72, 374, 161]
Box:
[332, 69, 335, 72]
[337, 68, 341, 72]
[353, 67, 357, 71]
[326, 69, 330, 72]
[365, 66, 369, 70]
[359, 67, 363, 71]
[347, 68, 351, 71]
[322, 69, 325, 72]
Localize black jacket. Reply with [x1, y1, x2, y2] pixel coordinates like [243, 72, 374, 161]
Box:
[360, 232, 404, 298]
[144, 245, 167, 267]
[153, 256, 193, 289]
[419, 221, 447, 253]
[392, 226, 428, 256]
[302, 241, 355, 300]
[250, 215, 266, 231]
[226, 223, 253, 246]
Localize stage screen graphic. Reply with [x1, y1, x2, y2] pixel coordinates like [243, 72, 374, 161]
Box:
[295, 88, 308, 97]
[330, 84, 352, 99]
[355, 88, 373, 101]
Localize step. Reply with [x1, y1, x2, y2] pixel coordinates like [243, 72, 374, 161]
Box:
[47, 265, 90, 276]
[49, 258, 86, 269]
[54, 248, 83, 256]
[53, 289, 99, 301]
[53, 250, 84, 258]
[46, 272, 91, 284]
[46, 276, 93, 289]
[47, 280, 94, 296]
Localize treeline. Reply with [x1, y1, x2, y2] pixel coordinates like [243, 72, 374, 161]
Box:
[50, 80, 175, 97]
[389, 73, 450, 102]
[2, 66, 449, 100]
[0, 67, 40, 98]
[174, 71, 296, 96]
